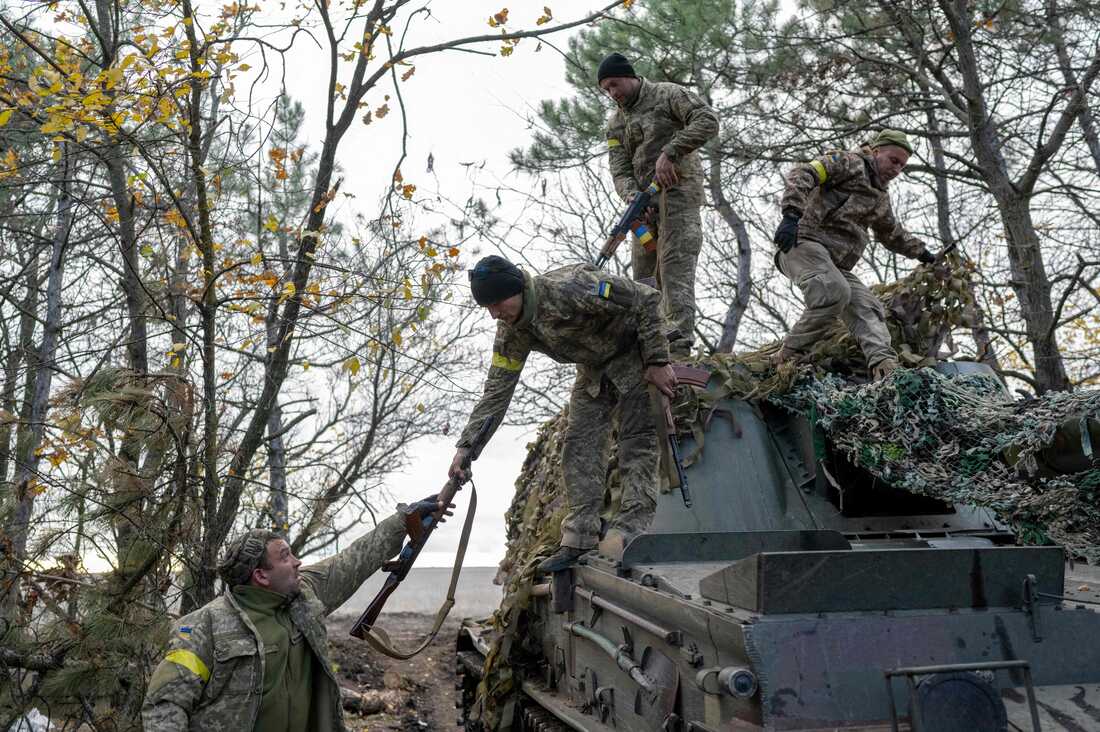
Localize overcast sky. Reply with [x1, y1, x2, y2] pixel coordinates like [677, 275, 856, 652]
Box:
[275, 1, 610, 568]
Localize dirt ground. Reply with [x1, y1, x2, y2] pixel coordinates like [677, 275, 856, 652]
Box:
[327, 612, 465, 731]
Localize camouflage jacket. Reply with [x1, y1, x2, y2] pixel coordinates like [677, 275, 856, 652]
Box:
[456, 264, 669, 449]
[141, 514, 406, 732]
[780, 147, 930, 271]
[605, 78, 719, 205]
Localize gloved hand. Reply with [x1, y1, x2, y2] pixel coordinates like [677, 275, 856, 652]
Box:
[917, 250, 936, 265]
[773, 210, 801, 253]
[404, 494, 456, 523]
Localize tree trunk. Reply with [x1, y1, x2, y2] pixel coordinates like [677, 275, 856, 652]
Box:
[0, 228, 44, 485]
[1049, 0, 1100, 175]
[923, 107, 1001, 372]
[706, 146, 752, 353]
[940, 0, 1071, 392]
[1, 149, 72, 612]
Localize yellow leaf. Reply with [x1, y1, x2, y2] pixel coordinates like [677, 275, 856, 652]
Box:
[343, 356, 361, 375]
[301, 360, 310, 370]
[0, 109, 12, 126]
[238, 63, 251, 71]
[392, 328, 403, 346]
[251, 252, 262, 266]
[401, 183, 416, 200]
[52, 145, 61, 162]
[500, 45, 514, 57]
[277, 281, 296, 304]
[263, 215, 278, 232]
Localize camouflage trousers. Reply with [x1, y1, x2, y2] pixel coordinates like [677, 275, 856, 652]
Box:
[559, 374, 659, 550]
[777, 238, 897, 368]
[632, 189, 702, 357]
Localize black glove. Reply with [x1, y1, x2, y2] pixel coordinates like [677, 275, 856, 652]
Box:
[406, 494, 438, 517]
[773, 210, 801, 253]
[917, 250, 936, 265]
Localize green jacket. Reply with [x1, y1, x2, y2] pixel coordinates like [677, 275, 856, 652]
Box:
[141, 514, 406, 732]
[605, 77, 719, 205]
[780, 147, 930, 271]
[456, 263, 669, 450]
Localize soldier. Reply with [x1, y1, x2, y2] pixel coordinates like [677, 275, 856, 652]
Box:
[142, 496, 449, 731]
[772, 129, 938, 379]
[598, 52, 719, 358]
[448, 255, 677, 572]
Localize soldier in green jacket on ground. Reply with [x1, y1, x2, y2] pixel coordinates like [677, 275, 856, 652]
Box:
[141, 497, 448, 731]
[772, 129, 938, 379]
[447, 255, 678, 573]
[598, 52, 720, 358]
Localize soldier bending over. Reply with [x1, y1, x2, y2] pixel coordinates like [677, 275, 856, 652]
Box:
[449, 255, 677, 573]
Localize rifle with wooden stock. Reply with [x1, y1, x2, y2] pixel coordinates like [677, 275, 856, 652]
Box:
[349, 416, 494, 652]
[657, 365, 711, 509]
[595, 180, 661, 269]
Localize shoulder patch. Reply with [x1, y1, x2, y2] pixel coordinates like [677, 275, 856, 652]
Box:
[491, 352, 524, 371]
[595, 281, 613, 299]
[178, 625, 193, 637]
[607, 138, 621, 148]
[165, 649, 210, 683]
[809, 160, 828, 185]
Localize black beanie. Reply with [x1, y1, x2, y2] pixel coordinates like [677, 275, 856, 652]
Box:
[597, 53, 636, 83]
[469, 255, 524, 306]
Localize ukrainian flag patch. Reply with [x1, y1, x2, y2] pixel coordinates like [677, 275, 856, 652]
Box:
[596, 281, 613, 299]
[178, 626, 192, 636]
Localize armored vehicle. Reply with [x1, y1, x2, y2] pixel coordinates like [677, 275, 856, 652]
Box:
[457, 363, 1100, 730]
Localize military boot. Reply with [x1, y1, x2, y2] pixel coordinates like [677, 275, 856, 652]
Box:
[871, 359, 899, 381]
[538, 546, 590, 573]
[597, 528, 636, 558]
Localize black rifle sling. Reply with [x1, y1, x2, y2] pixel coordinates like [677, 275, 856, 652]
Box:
[360, 481, 478, 660]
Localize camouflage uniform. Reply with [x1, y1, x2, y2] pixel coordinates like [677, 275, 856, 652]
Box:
[606, 78, 719, 356]
[778, 147, 931, 369]
[141, 514, 406, 732]
[456, 263, 669, 550]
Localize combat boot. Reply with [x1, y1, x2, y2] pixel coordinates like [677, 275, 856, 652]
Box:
[597, 528, 636, 558]
[871, 359, 899, 381]
[538, 546, 589, 573]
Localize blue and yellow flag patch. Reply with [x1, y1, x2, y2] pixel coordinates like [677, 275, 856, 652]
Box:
[595, 281, 613, 299]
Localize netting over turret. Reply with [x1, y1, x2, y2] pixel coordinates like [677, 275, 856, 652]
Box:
[471, 257, 1100, 729]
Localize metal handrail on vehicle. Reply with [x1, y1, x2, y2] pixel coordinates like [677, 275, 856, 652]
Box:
[883, 659, 1040, 732]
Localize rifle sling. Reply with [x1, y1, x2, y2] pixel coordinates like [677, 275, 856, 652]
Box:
[360, 481, 478, 660]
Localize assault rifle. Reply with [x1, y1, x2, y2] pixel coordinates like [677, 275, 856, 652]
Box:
[350, 416, 494, 642]
[595, 180, 661, 269]
[660, 365, 711, 509]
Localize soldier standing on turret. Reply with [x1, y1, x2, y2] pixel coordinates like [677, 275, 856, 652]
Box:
[598, 53, 719, 359]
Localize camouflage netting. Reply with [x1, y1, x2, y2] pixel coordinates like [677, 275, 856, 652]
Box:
[472, 256, 1100, 729]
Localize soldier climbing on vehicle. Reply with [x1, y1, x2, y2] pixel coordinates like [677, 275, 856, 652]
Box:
[772, 129, 939, 379]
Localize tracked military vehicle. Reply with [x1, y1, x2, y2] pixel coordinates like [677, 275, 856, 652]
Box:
[456, 362, 1100, 731]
